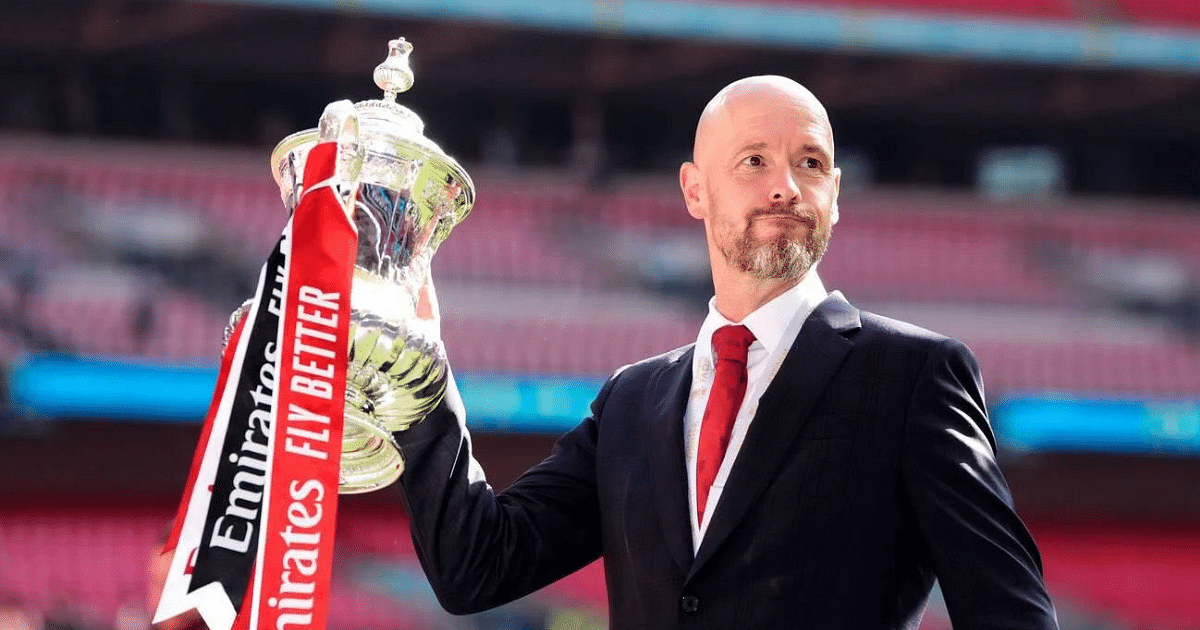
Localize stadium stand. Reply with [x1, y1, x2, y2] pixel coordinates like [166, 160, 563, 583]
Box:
[3, 507, 1198, 630]
[1, 0, 1199, 628]
[19, 292, 224, 362]
[1033, 522, 1200, 630]
[4, 139, 1200, 397]
[1, 64, 1198, 630]
[0, 507, 606, 630]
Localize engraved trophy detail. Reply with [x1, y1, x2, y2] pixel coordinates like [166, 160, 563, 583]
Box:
[256, 38, 473, 494]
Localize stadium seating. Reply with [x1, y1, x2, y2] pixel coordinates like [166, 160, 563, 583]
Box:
[0, 507, 601, 630]
[3, 507, 1197, 630]
[1033, 522, 1200, 630]
[18, 292, 225, 362]
[444, 314, 700, 376]
[3, 139, 1200, 399]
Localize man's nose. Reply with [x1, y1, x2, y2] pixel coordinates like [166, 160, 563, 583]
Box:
[770, 167, 801, 204]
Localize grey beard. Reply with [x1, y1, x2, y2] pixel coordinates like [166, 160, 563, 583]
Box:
[725, 226, 829, 281]
[743, 238, 810, 281]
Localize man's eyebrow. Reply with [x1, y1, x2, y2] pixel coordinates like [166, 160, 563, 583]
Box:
[734, 142, 833, 163]
[800, 144, 833, 161]
[735, 142, 769, 154]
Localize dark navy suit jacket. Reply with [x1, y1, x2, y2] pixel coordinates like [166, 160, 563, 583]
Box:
[393, 292, 1058, 629]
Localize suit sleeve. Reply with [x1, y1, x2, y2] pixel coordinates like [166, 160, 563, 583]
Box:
[901, 338, 1059, 630]
[391, 369, 612, 615]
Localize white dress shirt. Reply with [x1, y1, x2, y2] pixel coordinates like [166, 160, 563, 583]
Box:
[685, 270, 828, 553]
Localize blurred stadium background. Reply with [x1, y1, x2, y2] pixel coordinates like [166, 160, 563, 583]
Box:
[1, 0, 1199, 628]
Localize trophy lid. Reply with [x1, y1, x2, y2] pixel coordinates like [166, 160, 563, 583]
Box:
[269, 38, 474, 229]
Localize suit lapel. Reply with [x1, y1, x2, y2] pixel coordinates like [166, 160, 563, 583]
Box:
[648, 346, 696, 576]
[689, 292, 861, 578]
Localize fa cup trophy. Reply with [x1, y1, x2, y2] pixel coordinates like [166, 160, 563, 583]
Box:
[259, 38, 473, 494]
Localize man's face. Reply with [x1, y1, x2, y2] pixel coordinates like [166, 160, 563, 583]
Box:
[683, 83, 840, 282]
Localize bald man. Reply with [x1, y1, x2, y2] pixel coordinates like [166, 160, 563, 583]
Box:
[394, 77, 1058, 629]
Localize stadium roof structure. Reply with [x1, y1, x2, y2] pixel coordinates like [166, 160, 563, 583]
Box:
[1, 0, 1199, 193]
[1, 0, 1198, 114]
[213, 0, 1200, 72]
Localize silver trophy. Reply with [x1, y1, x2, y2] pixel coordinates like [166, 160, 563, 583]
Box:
[260, 38, 473, 494]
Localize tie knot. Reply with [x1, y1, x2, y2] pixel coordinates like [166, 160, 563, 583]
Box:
[711, 325, 755, 366]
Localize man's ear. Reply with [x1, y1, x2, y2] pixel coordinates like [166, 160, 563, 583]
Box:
[680, 162, 705, 220]
[830, 166, 841, 225]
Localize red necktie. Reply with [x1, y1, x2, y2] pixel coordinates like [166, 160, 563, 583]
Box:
[696, 324, 756, 525]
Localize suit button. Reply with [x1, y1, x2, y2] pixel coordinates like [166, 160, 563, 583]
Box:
[680, 595, 699, 613]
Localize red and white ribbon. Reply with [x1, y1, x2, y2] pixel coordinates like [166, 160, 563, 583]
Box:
[155, 140, 356, 630]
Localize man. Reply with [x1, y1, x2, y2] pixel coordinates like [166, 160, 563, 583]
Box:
[393, 76, 1058, 629]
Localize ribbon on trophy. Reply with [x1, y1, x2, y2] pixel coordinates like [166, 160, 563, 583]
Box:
[155, 132, 357, 630]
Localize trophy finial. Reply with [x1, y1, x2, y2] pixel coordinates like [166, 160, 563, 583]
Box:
[374, 38, 415, 103]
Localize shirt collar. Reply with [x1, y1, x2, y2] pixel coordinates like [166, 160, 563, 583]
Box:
[695, 269, 828, 362]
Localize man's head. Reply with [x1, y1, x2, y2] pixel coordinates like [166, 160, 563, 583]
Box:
[680, 76, 840, 286]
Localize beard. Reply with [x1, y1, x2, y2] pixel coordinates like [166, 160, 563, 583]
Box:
[716, 208, 832, 281]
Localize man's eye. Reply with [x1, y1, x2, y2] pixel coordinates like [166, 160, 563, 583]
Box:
[742, 155, 764, 167]
[799, 157, 823, 169]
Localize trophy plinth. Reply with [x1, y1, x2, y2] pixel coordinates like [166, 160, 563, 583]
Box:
[265, 38, 474, 494]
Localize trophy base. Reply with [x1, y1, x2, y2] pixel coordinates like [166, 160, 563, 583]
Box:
[339, 411, 404, 494]
[337, 308, 448, 494]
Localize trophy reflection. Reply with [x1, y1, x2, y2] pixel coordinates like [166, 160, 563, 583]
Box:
[260, 38, 473, 493]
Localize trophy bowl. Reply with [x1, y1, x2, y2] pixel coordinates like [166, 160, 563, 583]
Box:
[265, 38, 473, 494]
